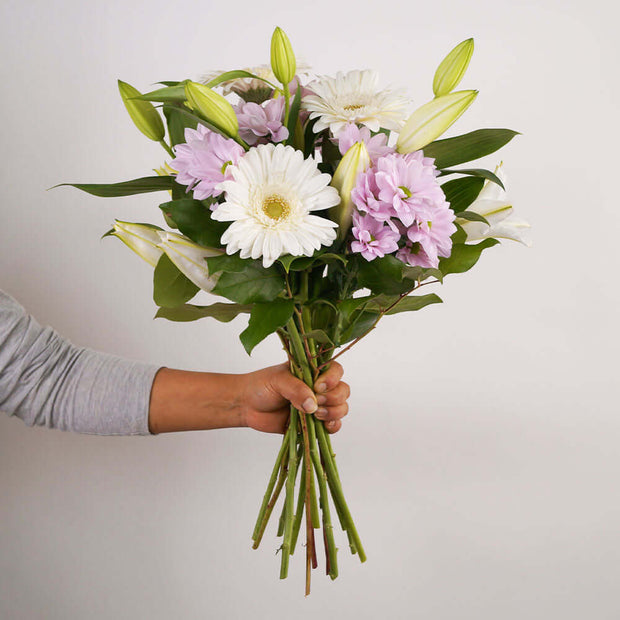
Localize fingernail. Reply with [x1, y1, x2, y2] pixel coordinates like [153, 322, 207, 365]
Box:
[326, 420, 336, 428]
[315, 407, 328, 419]
[316, 394, 327, 405]
[302, 397, 317, 414]
[316, 382, 327, 393]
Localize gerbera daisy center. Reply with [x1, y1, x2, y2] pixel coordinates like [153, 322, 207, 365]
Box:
[262, 194, 290, 221]
[343, 103, 364, 111]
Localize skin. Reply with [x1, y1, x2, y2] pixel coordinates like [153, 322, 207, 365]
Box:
[148, 361, 350, 435]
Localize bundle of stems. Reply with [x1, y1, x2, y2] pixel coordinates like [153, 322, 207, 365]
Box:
[251, 309, 366, 595]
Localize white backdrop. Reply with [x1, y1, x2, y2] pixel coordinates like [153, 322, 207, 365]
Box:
[1, 0, 619, 617]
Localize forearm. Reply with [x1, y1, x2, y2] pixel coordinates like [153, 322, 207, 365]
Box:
[0, 290, 159, 435]
[148, 368, 248, 434]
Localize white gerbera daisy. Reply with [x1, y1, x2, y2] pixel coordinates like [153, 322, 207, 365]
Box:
[213, 143, 340, 268]
[302, 70, 409, 136]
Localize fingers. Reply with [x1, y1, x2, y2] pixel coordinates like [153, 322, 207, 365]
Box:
[315, 402, 348, 422]
[269, 368, 318, 414]
[324, 420, 342, 434]
[314, 361, 344, 394]
[315, 381, 350, 407]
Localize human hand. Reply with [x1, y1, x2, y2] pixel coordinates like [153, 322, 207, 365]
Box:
[240, 361, 350, 434]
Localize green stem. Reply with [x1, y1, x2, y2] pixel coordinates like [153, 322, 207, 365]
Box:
[308, 414, 338, 579]
[290, 458, 306, 554]
[280, 405, 298, 579]
[283, 87, 291, 127]
[252, 430, 289, 545]
[315, 419, 366, 562]
[159, 139, 175, 158]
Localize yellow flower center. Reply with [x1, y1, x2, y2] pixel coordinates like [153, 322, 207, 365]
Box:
[262, 194, 290, 221]
[343, 103, 364, 111]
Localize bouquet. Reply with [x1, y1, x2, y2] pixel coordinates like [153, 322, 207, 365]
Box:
[60, 28, 530, 594]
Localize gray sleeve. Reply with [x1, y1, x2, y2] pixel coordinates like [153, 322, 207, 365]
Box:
[0, 289, 162, 435]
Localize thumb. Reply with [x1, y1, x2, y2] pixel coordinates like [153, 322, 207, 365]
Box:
[271, 371, 318, 414]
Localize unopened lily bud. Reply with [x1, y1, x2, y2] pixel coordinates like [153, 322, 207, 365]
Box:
[330, 141, 371, 239]
[184, 81, 239, 138]
[118, 80, 165, 142]
[396, 90, 478, 153]
[433, 38, 474, 97]
[270, 27, 296, 86]
[156, 231, 222, 292]
[110, 220, 164, 267]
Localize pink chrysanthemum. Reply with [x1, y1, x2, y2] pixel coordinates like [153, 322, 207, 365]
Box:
[350, 211, 400, 261]
[171, 125, 244, 201]
[397, 204, 457, 267]
[235, 97, 288, 146]
[337, 123, 394, 164]
[374, 152, 446, 227]
[350, 150, 456, 266]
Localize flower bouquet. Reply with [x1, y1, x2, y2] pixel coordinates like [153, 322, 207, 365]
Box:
[60, 28, 530, 594]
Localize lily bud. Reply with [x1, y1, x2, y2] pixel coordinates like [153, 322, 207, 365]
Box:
[330, 141, 371, 239]
[110, 220, 164, 267]
[270, 27, 296, 86]
[118, 80, 165, 142]
[156, 231, 222, 292]
[433, 38, 474, 97]
[184, 81, 239, 138]
[396, 90, 478, 153]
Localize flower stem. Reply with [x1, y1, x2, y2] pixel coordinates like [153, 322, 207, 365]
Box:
[252, 431, 289, 546]
[279, 406, 298, 579]
[290, 458, 306, 554]
[315, 420, 366, 562]
[159, 139, 175, 158]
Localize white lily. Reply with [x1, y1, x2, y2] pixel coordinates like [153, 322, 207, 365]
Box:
[457, 164, 532, 246]
[111, 220, 164, 267]
[156, 231, 223, 292]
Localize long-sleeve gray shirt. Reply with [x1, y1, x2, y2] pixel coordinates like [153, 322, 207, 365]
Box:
[0, 289, 161, 435]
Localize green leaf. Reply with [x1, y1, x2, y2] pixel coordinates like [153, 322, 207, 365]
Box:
[375, 293, 443, 315]
[421, 267, 444, 283]
[441, 176, 484, 212]
[239, 299, 295, 355]
[338, 296, 373, 319]
[159, 198, 227, 248]
[356, 255, 410, 295]
[455, 210, 489, 224]
[155, 302, 251, 322]
[285, 85, 302, 145]
[439, 167, 504, 189]
[161, 103, 229, 140]
[304, 329, 333, 345]
[136, 83, 188, 103]
[339, 311, 377, 345]
[278, 251, 347, 273]
[439, 238, 499, 276]
[205, 254, 250, 274]
[53, 176, 175, 197]
[163, 104, 199, 146]
[452, 222, 467, 244]
[211, 263, 286, 304]
[204, 70, 278, 91]
[423, 128, 520, 169]
[303, 117, 319, 158]
[153, 253, 199, 307]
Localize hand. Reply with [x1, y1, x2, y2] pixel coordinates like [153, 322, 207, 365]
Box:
[240, 361, 350, 434]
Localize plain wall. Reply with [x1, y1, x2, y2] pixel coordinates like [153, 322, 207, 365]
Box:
[1, 0, 619, 617]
